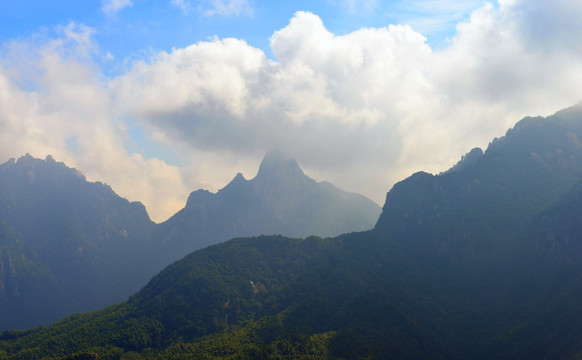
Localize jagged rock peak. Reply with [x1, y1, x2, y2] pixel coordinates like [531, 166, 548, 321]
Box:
[16, 153, 36, 165]
[217, 171, 249, 195]
[228, 172, 247, 186]
[233, 172, 246, 181]
[255, 151, 305, 180]
[5, 154, 86, 181]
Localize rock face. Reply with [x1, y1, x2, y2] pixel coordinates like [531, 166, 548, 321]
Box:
[154, 151, 381, 267]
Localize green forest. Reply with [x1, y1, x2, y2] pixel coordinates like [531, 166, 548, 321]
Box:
[3, 106, 582, 359]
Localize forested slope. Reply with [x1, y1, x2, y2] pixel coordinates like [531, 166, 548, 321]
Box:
[3, 105, 582, 359]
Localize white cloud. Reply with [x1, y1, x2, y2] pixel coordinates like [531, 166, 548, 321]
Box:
[3, 0, 582, 220]
[0, 24, 190, 223]
[110, 11, 436, 201]
[111, 12, 430, 167]
[101, 0, 133, 16]
[111, 2, 582, 206]
[399, 0, 582, 173]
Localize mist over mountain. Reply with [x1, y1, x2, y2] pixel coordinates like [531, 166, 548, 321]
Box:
[154, 151, 381, 268]
[0, 152, 380, 331]
[3, 104, 582, 359]
[0, 154, 156, 331]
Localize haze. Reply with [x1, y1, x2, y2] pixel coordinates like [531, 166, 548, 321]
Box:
[0, 0, 581, 222]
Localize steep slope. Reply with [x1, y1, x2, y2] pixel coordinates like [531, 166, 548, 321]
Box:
[154, 151, 381, 268]
[376, 104, 582, 262]
[0, 155, 156, 330]
[0, 152, 380, 332]
[0, 234, 461, 359]
[5, 105, 582, 359]
[491, 179, 582, 359]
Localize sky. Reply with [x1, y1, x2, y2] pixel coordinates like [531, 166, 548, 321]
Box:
[1, 0, 582, 222]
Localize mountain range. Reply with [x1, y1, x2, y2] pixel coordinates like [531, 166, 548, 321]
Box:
[0, 152, 380, 331]
[3, 104, 582, 359]
[154, 151, 381, 268]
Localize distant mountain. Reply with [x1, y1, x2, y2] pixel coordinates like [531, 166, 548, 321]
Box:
[0, 152, 380, 332]
[5, 104, 582, 359]
[153, 151, 381, 268]
[0, 154, 156, 331]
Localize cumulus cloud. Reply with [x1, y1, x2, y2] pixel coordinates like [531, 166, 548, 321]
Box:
[101, 0, 133, 16]
[111, 11, 432, 198]
[0, 23, 190, 222]
[111, 1, 582, 205]
[111, 12, 432, 187]
[3, 0, 582, 220]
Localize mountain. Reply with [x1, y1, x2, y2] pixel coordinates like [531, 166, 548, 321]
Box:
[5, 104, 582, 359]
[376, 104, 582, 261]
[153, 151, 381, 268]
[0, 152, 380, 332]
[492, 178, 582, 359]
[0, 155, 157, 331]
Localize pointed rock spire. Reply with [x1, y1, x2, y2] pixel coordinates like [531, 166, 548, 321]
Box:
[255, 150, 305, 181]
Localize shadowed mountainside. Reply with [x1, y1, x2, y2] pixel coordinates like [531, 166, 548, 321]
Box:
[0, 152, 380, 332]
[0, 155, 156, 331]
[4, 105, 582, 358]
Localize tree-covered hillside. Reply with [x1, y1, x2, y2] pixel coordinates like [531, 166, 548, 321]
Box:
[0, 232, 468, 359]
[0, 152, 380, 332]
[4, 104, 582, 359]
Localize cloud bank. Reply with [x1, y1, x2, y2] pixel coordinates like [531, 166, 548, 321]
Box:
[0, 23, 188, 222]
[1, 0, 582, 221]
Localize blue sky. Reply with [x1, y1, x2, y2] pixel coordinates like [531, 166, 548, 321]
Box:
[0, 0, 483, 73]
[0, 0, 581, 221]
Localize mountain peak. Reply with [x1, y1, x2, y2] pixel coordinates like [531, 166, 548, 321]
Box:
[1, 153, 86, 182]
[231, 172, 247, 183]
[255, 151, 305, 181]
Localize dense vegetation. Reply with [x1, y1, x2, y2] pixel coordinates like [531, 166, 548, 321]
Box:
[3, 104, 582, 358]
[0, 232, 467, 359]
[0, 152, 379, 331]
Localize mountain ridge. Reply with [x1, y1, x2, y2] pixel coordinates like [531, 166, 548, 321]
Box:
[3, 104, 582, 358]
[0, 151, 381, 331]
[0, 154, 157, 331]
[154, 151, 381, 269]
